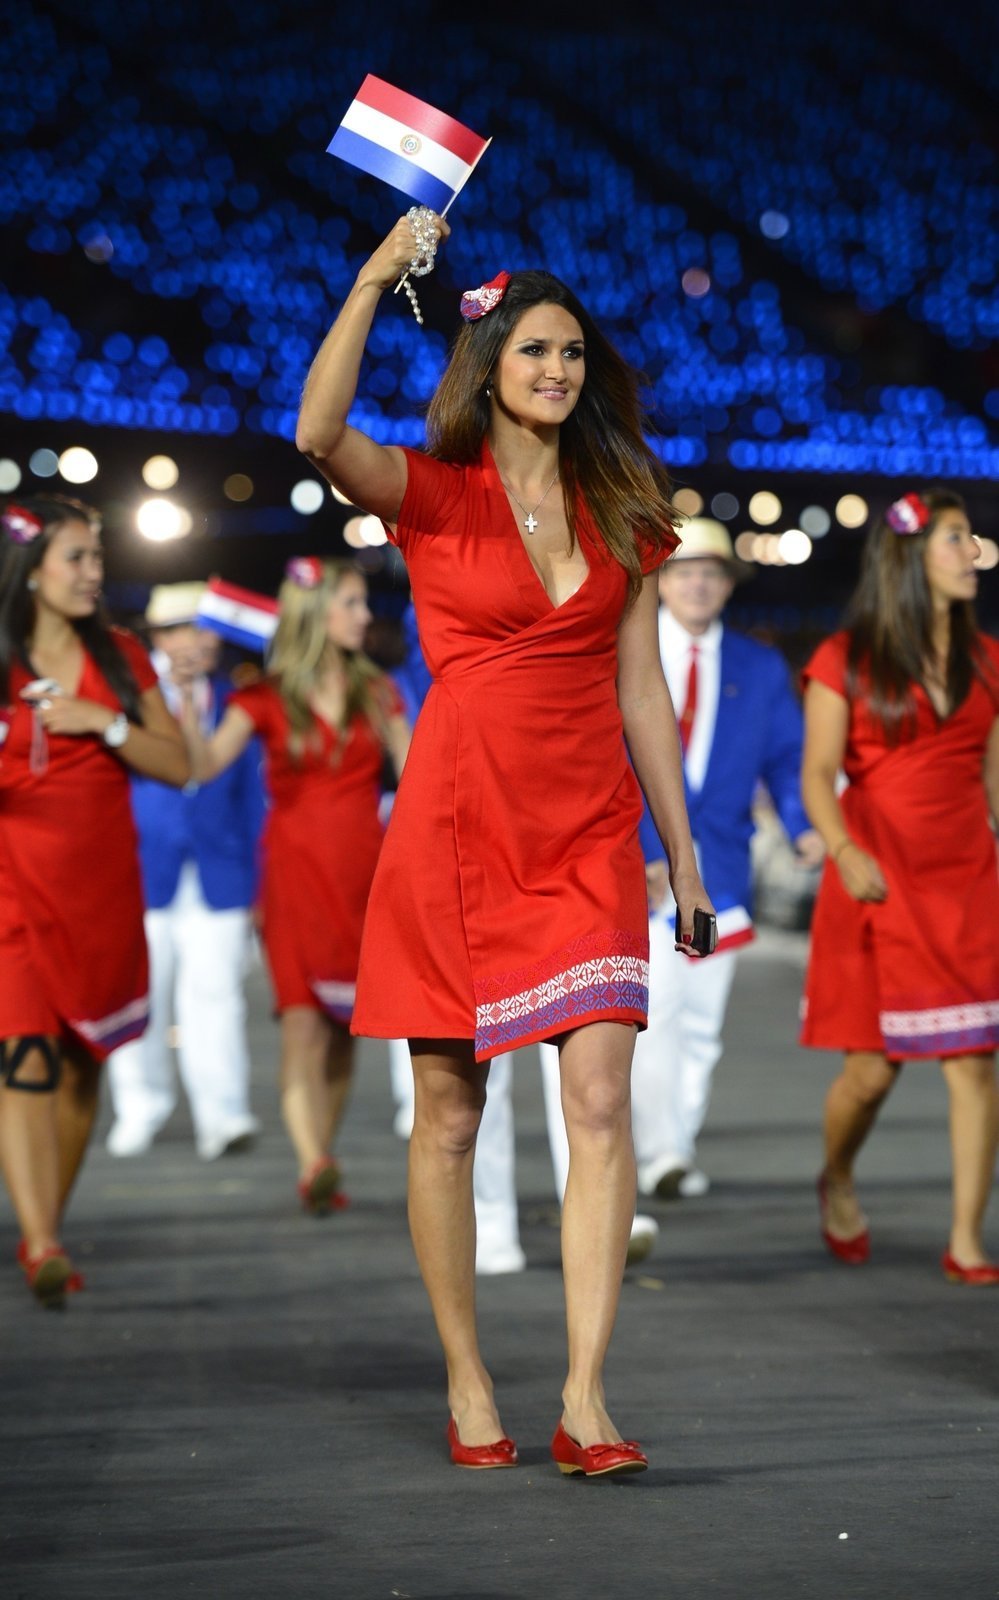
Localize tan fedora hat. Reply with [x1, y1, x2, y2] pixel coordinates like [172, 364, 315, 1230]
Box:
[669, 517, 749, 579]
[145, 582, 207, 628]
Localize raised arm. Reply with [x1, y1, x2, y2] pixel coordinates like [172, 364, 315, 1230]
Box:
[296, 214, 449, 520]
[617, 573, 713, 945]
[179, 696, 256, 784]
[801, 680, 886, 901]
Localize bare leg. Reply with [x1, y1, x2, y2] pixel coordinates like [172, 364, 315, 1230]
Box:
[941, 1053, 999, 1266]
[407, 1039, 501, 1447]
[56, 1042, 102, 1216]
[0, 1037, 62, 1255]
[558, 1021, 637, 1448]
[279, 1006, 335, 1175]
[822, 1050, 900, 1237]
[322, 1022, 354, 1149]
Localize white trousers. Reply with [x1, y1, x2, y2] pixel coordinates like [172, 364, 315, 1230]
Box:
[390, 1040, 521, 1254]
[630, 911, 737, 1189]
[107, 863, 255, 1147]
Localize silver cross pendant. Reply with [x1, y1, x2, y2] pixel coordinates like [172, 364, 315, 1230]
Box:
[524, 513, 538, 534]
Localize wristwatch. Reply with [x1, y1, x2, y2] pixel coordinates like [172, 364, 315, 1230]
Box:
[103, 712, 130, 749]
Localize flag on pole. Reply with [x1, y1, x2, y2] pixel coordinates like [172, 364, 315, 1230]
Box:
[197, 577, 279, 654]
[328, 75, 489, 213]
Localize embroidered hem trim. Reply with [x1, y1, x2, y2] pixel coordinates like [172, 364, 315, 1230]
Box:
[71, 995, 150, 1053]
[313, 978, 357, 1022]
[880, 999, 999, 1056]
[474, 929, 649, 1057]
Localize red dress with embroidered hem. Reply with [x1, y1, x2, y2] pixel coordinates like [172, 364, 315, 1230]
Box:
[800, 630, 999, 1060]
[230, 679, 400, 1020]
[351, 443, 678, 1062]
[0, 629, 156, 1058]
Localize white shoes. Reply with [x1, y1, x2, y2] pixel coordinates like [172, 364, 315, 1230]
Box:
[679, 1168, 710, 1198]
[106, 1119, 165, 1158]
[475, 1239, 527, 1275]
[626, 1213, 660, 1266]
[196, 1115, 261, 1162]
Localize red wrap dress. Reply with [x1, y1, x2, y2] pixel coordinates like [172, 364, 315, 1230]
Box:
[801, 630, 999, 1059]
[230, 679, 400, 1021]
[0, 629, 156, 1058]
[351, 443, 677, 1062]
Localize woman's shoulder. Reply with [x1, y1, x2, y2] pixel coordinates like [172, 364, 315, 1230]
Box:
[108, 625, 157, 690]
[802, 630, 851, 694]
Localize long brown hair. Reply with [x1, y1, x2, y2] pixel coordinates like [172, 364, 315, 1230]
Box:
[266, 559, 389, 758]
[845, 488, 994, 740]
[425, 271, 677, 597]
[0, 495, 142, 719]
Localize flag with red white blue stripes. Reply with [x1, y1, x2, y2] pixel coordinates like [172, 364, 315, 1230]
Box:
[327, 75, 489, 214]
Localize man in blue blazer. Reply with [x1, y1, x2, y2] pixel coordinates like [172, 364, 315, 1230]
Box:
[107, 584, 266, 1160]
[632, 520, 823, 1198]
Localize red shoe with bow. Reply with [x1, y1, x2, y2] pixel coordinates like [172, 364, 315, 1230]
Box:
[17, 1239, 85, 1294]
[446, 1416, 518, 1469]
[551, 1421, 648, 1478]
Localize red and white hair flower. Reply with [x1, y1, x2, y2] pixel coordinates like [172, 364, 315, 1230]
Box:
[2, 504, 44, 545]
[460, 271, 512, 321]
[885, 492, 931, 535]
[284, 556, 324, 589]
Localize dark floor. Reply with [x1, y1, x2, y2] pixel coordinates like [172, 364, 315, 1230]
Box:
[2, 931, 998, 1600]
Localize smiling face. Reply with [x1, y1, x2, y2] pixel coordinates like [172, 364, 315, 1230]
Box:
[922, 509, 980, 609]
[34, 518, 103, 620]
[326, 570, 371, 652]
[491, 303, 585, 429]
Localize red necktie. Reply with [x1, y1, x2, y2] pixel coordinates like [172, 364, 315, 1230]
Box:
[677, 644, 698, 754]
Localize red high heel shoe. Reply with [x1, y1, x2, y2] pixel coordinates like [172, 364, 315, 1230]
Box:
[16, 1240, 85, 1293]
[941, 1251, 999, 1286]
[550, 1421, 647, 1478]
[817, 1174, 870, 1265]
[446, 1416, 518, 1469]
[297, 1156, 344, 1215]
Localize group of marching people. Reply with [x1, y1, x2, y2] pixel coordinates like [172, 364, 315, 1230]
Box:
[1, 209, 998, 1476]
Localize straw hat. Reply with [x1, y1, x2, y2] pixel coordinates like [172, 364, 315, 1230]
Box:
[669, 518, 748, 578]
[145, 582, 206, 627]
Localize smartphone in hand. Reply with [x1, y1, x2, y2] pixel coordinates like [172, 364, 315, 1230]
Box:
[674, 906, 718, 957]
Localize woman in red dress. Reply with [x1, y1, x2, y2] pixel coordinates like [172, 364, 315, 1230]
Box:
[181, 558, 409, 1212]
[296, 215, 713, 1476]
[801, 489, 999, 1282]
[0, 497, 188, 1305]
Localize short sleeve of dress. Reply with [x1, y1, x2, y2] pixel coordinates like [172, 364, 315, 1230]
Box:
[638, 523, 681, 576]
[229, 680, 278, 738]
[111, 627, 158, 693]
[388, 448, 465, 554]
[802, 631, 850, 699]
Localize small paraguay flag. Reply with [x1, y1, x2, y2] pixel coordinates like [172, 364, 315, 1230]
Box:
[327, 75, 489, 214]
[197, 577, 279, 654]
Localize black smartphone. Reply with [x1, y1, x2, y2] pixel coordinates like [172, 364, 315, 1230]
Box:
[674, 906, 718, 957]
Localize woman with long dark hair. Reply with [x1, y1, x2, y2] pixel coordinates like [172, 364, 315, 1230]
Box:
[801, 489, 999, 1281]
[181, 558, 409, 1212]
[296, 216, 712, 1474]
[0, 496, 188, 1305]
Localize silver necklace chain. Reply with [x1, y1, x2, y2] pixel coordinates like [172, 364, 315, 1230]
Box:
[499, 468, 560, 535]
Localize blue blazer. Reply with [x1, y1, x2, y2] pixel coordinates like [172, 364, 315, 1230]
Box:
[639, 627, 810, 915]
[131, 676, 267, 912]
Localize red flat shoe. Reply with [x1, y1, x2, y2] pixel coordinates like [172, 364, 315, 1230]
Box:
[551, 1421, 647, 1478]
[446, 1416, 518, 1469]
[817, 1175, 870, 1265]
[297, 1156, 342, 1215]
[941, 1251, 999, 1286]
[17, 1240, 85, 1293]
[21, 1245, 73, 1308]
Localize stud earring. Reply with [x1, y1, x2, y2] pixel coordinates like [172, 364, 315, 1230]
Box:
[27, 577, 38, 591]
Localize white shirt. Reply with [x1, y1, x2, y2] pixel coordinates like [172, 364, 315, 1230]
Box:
[658, 609, 723, 793]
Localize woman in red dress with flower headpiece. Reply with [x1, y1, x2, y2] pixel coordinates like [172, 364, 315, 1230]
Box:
[0, 496, 189, 1305]
[296, 213, 713, 1476]
[180, 558, 409, 1212]
[801, 488, 999, 1282]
